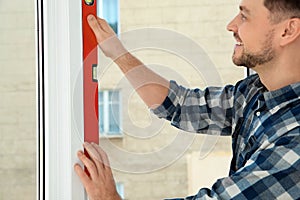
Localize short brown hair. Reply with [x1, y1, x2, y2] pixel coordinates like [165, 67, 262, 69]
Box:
[264, 0, 300, 23]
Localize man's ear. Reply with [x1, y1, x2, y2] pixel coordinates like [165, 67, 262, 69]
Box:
[280, 18, 300, 46]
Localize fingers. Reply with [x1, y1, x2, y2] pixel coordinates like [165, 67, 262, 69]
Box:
[74, 163, 92, 188]
[91, 143, 111, 171]
[84, 142, 111, 169]
[87, 14, 127, 60]
[96, 18, 114, 34]
[87, 15, 105, 42]
[76, 150, 99, 180]
[74, 143, 121, 200]
[87, 15, 115, 42]
[76, 142, 114, 181]
[83, 142, 105, 170]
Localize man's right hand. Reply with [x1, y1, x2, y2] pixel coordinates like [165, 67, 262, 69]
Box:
[87, 15, 127, 60]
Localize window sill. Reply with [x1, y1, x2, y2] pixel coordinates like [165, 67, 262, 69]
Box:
[100, 134, 123, 139]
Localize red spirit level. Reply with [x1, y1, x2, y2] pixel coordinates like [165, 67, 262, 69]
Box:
[82, 0, 99, 145]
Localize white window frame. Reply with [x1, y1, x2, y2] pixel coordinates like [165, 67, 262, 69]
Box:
[36, 0, 86, 199]
[36, 0, 122, 199]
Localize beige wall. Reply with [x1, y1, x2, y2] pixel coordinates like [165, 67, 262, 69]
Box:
[0, 0, 36, 199]
[120, 0, 244, 84]
[187, 151, 232, 196]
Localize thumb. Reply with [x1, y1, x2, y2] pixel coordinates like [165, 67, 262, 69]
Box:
[87, 15, 103, 41]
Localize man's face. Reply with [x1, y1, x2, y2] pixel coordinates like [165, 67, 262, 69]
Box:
[227, 0, 277, 68]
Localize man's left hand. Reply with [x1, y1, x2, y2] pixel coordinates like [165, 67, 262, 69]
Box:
[74, 142, 121, 200]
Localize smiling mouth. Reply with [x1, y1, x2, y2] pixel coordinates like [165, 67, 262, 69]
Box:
[236, 42, 243, 46]
[234, 33, 244, 46]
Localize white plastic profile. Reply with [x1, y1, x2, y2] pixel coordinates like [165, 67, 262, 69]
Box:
[36, 0, 86, 199]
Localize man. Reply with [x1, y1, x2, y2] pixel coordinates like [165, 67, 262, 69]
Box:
[74, 0, 300, 199]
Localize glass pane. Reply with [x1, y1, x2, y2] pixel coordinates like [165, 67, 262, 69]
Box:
[99, 91, 104, 103]
[109, 90, 119, 103]
[95, 1, 245, 200]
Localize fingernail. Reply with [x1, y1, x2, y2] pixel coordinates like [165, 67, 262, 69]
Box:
[77, 151, 83, 156]
[87, 14, 94, 21]
[83, 142, 89, 146]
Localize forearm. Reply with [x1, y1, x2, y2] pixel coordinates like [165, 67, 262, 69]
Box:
[87, 15, 169, 109]
[115, 52, 170, 109]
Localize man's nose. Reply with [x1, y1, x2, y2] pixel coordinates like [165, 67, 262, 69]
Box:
[227, 15, 238, 33]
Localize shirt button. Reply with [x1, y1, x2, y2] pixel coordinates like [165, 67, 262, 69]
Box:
[256, 111, 261, 117]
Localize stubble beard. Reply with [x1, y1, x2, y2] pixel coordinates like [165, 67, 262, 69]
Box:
[233, 30, 276, 69]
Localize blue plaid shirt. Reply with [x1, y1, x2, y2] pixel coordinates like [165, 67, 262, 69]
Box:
[152, 74, 300, 200]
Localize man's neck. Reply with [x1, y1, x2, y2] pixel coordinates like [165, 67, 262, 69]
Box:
[253, 55, 300, 91]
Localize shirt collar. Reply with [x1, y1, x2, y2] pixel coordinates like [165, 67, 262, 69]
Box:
[262, 81, 300, 110]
